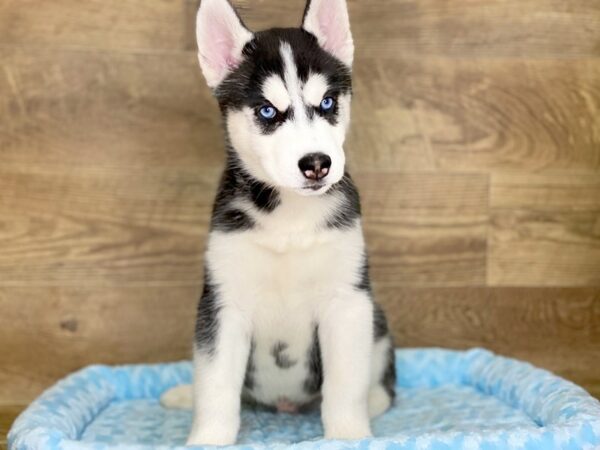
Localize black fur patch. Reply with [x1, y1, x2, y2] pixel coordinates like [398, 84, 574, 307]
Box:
[355, 253, 371, 292]
[194, 267, 221, 356]
[248, 176, 280, 212]
[325, 174, 361, 229]
[354, 252, 391, 342]
[373, 303, 390, 341]
[212, 207, 255, 232]
[301, 0, 313, 25]
[210, 152, 280, 233]
[303, 327, 323, 394]
[244, 339, 257, 391]
[215, 28, 351, 132]
[271, 341, 297, 369]
[382, 340, 397, 400]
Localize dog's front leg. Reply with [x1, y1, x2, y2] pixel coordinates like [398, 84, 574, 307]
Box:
[187, 307, 251, 446]
[319, 291, 373, 440]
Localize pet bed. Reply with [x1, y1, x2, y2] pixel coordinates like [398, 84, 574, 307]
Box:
[8, 348, 600, 450]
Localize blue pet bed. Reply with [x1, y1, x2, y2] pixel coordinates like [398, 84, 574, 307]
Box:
[9, 348, 600, 450]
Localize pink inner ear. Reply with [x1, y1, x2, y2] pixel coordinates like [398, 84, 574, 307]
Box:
[203, 19, 241, 74]
[316, 0, 348, 56]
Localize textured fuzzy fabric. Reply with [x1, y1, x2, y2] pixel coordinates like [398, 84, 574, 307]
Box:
[9, 348, 600, 449]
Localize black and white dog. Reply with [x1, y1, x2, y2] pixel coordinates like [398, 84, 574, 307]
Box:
[160, 0, 396, 445]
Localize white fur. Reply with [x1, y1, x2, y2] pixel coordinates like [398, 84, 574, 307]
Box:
[186, 191, 376, 445]
[262, 74, 291, 112]
[302, 0, 354, 67]
[303, 73, 330, 106]
[196, 0, 253, 88]
[280, 42, 305, 119]
[227, 43, 347, 195]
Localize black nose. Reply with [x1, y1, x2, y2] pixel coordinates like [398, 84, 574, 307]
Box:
[298, 153, 332, 181]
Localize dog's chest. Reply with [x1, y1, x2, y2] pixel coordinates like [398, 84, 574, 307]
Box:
[206, 192, 365, 407]
[207, 192, 364, 308]
[248, 189, 340, 251]
[208, 225, 336, 406]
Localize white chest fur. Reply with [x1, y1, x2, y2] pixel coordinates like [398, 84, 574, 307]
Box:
[205, 190, 365, 405]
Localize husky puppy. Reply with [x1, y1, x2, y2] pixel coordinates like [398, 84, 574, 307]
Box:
[160, 0, 396, 445]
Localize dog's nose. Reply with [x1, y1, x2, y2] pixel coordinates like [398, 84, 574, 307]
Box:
[298, 153, 332, 181]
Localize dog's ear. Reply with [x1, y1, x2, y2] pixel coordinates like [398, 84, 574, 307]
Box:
[196, 0, 253, 88]
[302, 0, 354, 67]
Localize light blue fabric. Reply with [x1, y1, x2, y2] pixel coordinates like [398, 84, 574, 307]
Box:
[8, 348, 600, 450]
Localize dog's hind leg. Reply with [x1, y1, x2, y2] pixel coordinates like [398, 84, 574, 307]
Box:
[368, 333, 396, 418]
[368, 384, 392, 418]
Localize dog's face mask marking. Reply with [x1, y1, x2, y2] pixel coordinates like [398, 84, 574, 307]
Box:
[196, 0, 354, 196]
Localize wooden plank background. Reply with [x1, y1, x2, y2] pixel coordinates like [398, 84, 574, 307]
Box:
[0, 0, 599, 419]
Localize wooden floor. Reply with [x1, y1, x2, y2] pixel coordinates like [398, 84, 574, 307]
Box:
[0, 0, 599, 433]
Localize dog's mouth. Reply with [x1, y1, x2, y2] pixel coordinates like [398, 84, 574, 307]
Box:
[303, 183, 325, 191]
[296, 182, 330, 196]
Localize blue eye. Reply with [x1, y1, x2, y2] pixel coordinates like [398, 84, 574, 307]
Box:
[258, 105, 277, 119]
[320, 96, 335, 111]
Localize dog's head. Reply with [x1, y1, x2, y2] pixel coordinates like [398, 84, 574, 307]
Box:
[196, 0, 353, 196]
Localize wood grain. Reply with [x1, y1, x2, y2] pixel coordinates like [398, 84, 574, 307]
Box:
[0, 0, 190, 51]
[489, 211, 600, 286]
[489, 174, 600, 286]
[0, 287, 198, 404]
[356, 172, 488, 287]
[349, 57, 600, 172]
[345, 0, 600, 59]
[0, 47, 223, 171]
[0, 164, 217, 286]
[491, 173, 600, 211]
[3, 0, 598, 58]
[377, 286, 600, 398]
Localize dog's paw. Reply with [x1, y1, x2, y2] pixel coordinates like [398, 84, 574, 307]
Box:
[325, 427, 372, 441]
[324, 419, 372, 441]
[160, 384, 193, 410]
[368, 385, 393, 418]
[186, 425, 238, 447]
